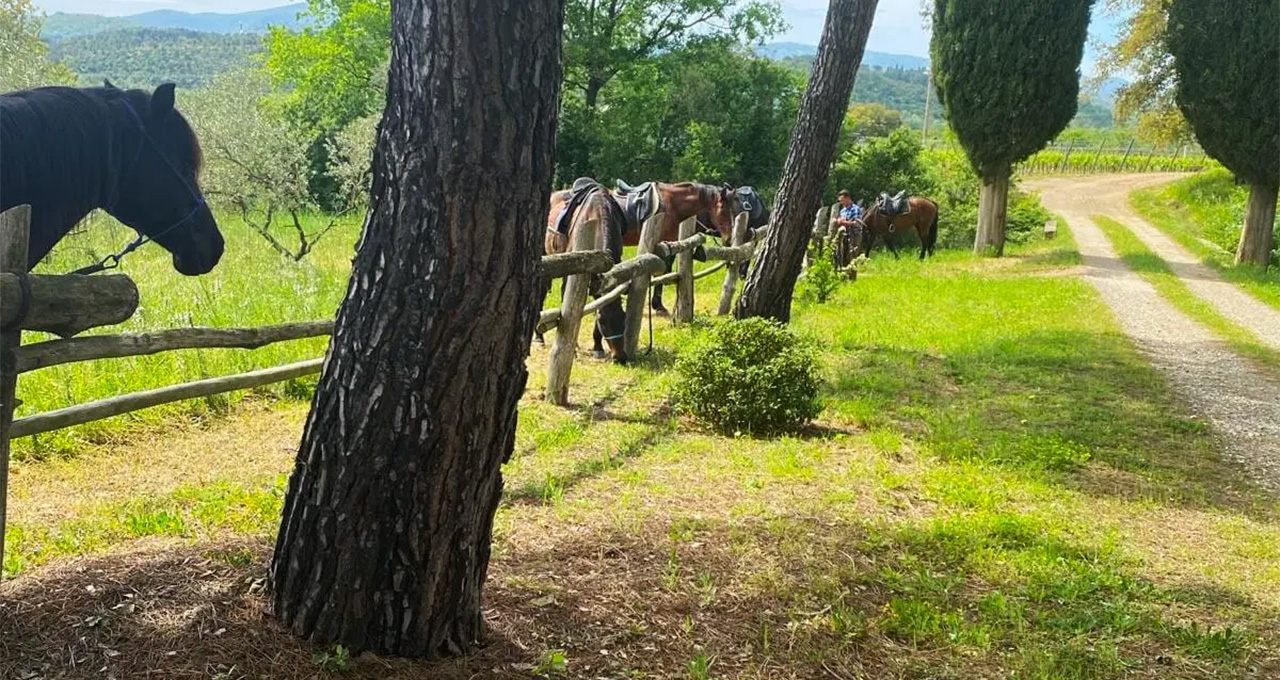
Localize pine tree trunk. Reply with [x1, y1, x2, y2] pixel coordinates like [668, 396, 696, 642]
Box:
[974, 168, 1010, 256]
[1235, 183, 1277, 266]
[269, 0, 564, 658]
[734, 0, 879, 322]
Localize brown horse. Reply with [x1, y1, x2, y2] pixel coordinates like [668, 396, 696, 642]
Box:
[861, 196, 940, 260]
[621, 182, 734, 314]
[542, 184, 629, 363]
[548, 181, 735, 314]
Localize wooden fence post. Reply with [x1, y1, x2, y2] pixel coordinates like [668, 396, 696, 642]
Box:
[1141, 146, 1158, 172]
[1118, 139, 1136, 172]
[673, 216, 697, 324]
[545, 219, 598, 406]
[1058, 139, 1076, 173]
[718, 213, 751, 315]
[1089, 138, 1107, 172]
[624, 212, 664, 358]
[0, 205, 31, 579]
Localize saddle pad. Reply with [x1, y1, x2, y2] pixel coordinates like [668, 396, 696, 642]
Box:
[552, 177, 602, 237]
[618, 181, 659, 229]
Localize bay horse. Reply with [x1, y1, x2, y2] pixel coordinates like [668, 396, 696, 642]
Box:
[861, 196, 940, 260]
[542, 181, 629, 364]
[0, 82, 223, 274]
[617, 181, 735, 315]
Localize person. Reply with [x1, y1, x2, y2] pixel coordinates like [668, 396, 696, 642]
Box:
[835, 189, 864, 253]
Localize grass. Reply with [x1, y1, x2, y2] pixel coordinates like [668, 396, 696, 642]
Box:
[1093, 214, 1280, 377]
[17, 210, 361, 458]
[1130, 170, 1280, 311]
[6, 223, 1280, 678]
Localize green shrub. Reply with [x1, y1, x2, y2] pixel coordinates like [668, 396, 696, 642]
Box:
[672, 318, 822, 435]
[800, 238, 843, 303]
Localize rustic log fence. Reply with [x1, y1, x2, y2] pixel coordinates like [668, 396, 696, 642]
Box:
[0, 205, 773, 570]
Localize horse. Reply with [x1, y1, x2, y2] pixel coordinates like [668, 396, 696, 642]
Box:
[861, 196, 940, 260]
[0, 82, 223, 275]
[541, 180, 629, 364]
[614, 181, 735, 315]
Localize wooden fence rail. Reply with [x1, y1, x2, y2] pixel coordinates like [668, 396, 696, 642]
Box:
[0, 201, 777, 572]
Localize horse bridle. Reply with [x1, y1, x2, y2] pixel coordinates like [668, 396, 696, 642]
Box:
[70, 98, 207, 276]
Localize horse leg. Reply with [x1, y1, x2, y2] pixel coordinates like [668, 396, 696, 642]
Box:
[651, 254, 675, 315]
[591, 318, 609, 360]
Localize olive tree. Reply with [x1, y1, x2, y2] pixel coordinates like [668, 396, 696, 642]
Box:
[185, 69, 355, 260]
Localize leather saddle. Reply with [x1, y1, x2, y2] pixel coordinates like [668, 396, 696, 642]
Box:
[614, 178, 660, 229]
[878, 190, 909, 218]
[732, 185, 768, 229]
[552, 177, 605, 238]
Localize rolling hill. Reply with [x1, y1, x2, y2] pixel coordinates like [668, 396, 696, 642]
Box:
[755, 42, 930, 70]
[41, 4, 307, 38]
[47, 28, 262, 88]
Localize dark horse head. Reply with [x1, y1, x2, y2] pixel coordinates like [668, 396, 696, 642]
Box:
[0, 82, 223, 274]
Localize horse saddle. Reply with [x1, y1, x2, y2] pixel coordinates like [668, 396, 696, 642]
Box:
[552, 177, 603, 237]
[879, 190, 909, 219]
[732, 185, 769, 229]
[613, 178, 660, 229]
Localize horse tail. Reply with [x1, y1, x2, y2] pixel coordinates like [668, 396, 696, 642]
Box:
[926, 201, 940, 256]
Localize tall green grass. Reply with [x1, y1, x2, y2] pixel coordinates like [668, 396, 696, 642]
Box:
[19, 211, 362, 456]
[1130, 170, 1280, 311]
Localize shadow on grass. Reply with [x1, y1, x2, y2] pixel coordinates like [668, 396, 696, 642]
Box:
[826, 330, 1276, 520]
[4, 508, 1274, 680]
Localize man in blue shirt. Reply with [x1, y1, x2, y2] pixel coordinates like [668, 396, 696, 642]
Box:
[835, 190, 864, 251]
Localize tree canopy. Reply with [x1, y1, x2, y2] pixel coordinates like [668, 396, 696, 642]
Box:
[930, 0, 1094, 181]
[1091, 0, 1192, 145]
[0, 0, 73, 92]
[1167, 0, 1278, 190]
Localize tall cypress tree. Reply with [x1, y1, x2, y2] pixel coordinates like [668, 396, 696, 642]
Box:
[1168, 0, 1279, 267]
[930, 0, 1093, 256]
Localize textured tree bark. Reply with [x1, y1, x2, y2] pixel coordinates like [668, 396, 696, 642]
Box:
[975, 168, 1010, 256]
[1235, 183, 1277, 266]
[269, 0, 565, 658]
[734, 0, 879, 322]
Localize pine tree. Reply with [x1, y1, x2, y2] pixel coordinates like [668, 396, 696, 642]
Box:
[734, 0, 879, 322]
[930, 0, 1093, 255]
[1168, 0, 1279, 266]
[269, 0, 565, 657]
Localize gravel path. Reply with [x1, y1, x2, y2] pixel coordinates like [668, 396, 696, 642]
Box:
[1030, 174, 1280, 491]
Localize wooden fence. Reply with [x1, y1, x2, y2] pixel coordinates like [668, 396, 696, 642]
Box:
[0, 205, 771, 570]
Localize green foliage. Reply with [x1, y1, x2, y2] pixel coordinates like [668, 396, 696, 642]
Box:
[673, 318, 822, 435]
[930, 0, 1093, 181]
[311, 644, 352, 672]
[1167, 0, 1279, 189]
[47, 28, 259, 88]
[1091, 0, 1193, 145]
[828, 127, 928, 205]
[919, 147, 1052, 249]
[264, 0, 390, 133]
[562, 0, 783, 106]
[184, 68, 350, 260]
[558, 38, 801, 190]
[800, 243, 842, 303]
[841, 102, 904, 142]
[0, 0, 74, 92]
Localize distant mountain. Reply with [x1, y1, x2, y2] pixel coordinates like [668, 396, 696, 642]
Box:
[48, 27, 261, 88]
[754, 42, 930, 70]
[42, 4, 307, 39]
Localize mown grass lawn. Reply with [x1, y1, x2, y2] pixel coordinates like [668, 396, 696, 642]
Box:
[4, 217, 1278, 679]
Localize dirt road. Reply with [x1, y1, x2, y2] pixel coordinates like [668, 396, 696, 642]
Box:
[1030, 174, 1280, 490]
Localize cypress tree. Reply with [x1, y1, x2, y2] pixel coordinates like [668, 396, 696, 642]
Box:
[1168, 0, 1279, 267]
[930, 0, 1094, 255]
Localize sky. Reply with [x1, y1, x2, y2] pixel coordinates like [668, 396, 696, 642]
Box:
[36, 0, 1123, 74]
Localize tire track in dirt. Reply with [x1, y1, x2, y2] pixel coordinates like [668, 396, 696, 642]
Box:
[1031, 174, 1280, 491]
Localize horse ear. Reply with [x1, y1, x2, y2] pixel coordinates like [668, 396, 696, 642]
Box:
[103, 79, 118, 90]
[150, 83, 176, 119]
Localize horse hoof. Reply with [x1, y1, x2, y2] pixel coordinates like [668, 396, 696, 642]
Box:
[652, 307, 670, 317]
[591, 350, 609, 360]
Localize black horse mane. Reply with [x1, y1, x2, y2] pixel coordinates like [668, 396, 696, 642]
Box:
[0, 85, 202, 220]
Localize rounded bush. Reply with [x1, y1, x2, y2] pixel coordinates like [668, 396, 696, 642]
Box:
[672, 318, 822, 435]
